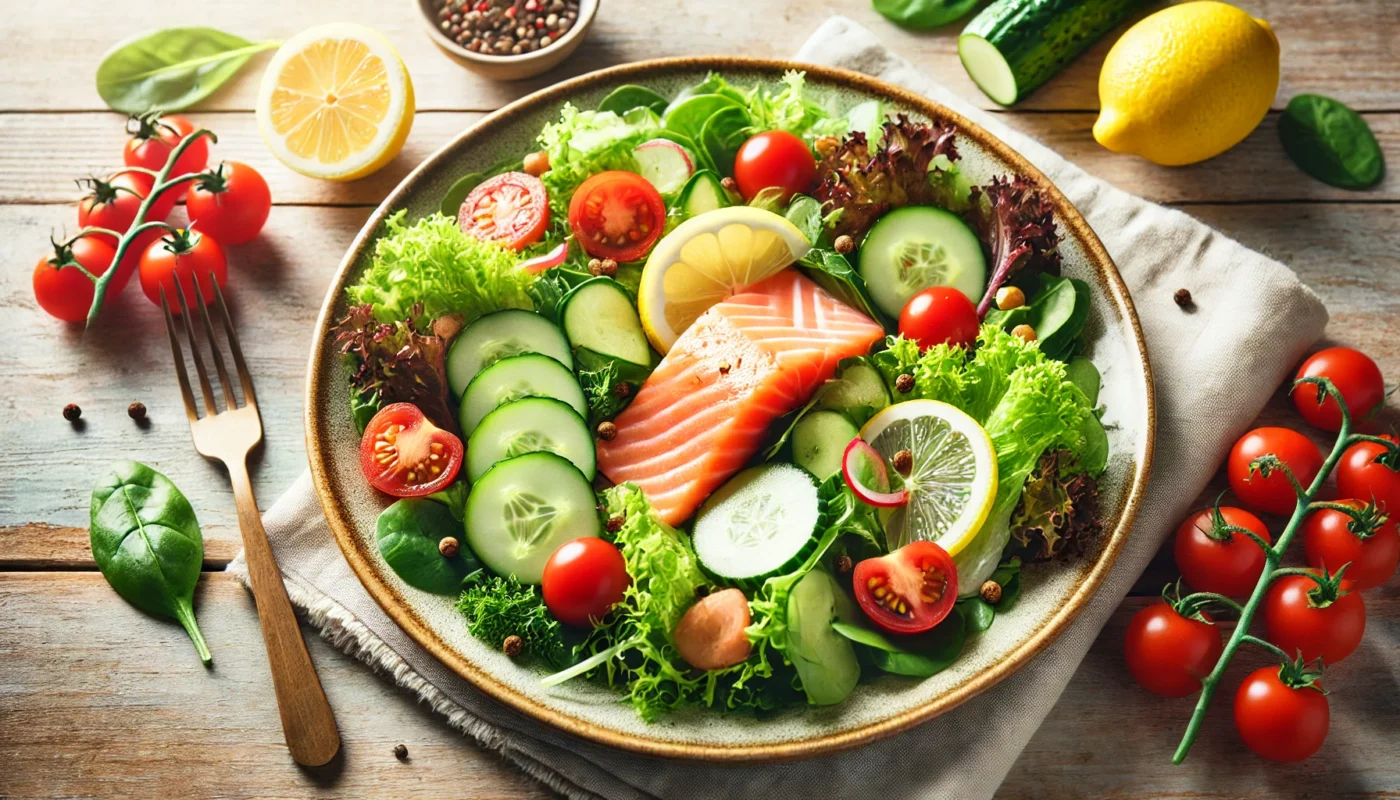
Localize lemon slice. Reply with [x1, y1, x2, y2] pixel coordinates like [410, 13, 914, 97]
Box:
[638, 207, 811, 352]
[256, 24, 414, 181]
[860, 400, 997, 557]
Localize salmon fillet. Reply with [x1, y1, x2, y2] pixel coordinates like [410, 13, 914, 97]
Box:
[597, 270, 885, 525]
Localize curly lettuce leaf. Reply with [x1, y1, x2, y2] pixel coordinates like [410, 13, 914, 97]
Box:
[967, 175, 1061, 317]
[1008, 451, 1102, 562]
[457, 574, 574, 670]
[959, 324, 1046, 424]
[333, 304, 457, 434]
[538, 103, 662, 224]
[870, 335, 966, 405]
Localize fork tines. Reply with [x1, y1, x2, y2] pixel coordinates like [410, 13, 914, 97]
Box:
[160, 273, 257, 421]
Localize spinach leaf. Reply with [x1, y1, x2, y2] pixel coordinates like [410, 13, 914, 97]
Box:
[872, 0, 980, 29]
[597, 84, 669, 117]
[957, 596, 996, 633]
[784, 195, 827, 245]
[89, 461, 211, 663]
[427, 481, 470, 520]
[1064, 356, 1101, 406]
[1279, 94, 1385, 190]
[699, 105, 752, 177]
[663, 94, 745, 142]
[831, 608, 966, 677]
[1077, 410, 1110, 476]
[376, 498, 480, 595]
[349, 385, 379, 435]
[96, 27, 280, 115]
[989, 557, 1022, 611]
[985, 274, 1089, 361]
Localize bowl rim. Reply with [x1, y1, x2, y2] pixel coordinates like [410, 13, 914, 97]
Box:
[304, 55, 1157, 762]
[417, 0, 600, 64]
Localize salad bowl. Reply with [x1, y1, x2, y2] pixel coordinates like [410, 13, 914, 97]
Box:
[305, 57, 1155, 761]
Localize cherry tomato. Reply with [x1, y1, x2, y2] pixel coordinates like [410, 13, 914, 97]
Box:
[186, 162, 272, 245]
[673, 587, 753, 670]
[1122, 602, 1222, 697]
[1264, 573, 1365, 665]
[79, 172, 175, 296]
[123, 114, 209, 196]
[567, 170, 665, 262]
[1337, 435, 1400, 515]
[1293, 347, 1385, 432]
[898, 286, 980, 350]
[733, 130, 817, 203]
[358, 403, 463, 497]
[32, 237, 116, 322]
[1234, 666, 1329, 762]
[542, 538, 630, 628]
[458, 171, 549, 252]
[852, 541, 957, 634]
[137, 229, 229, 312]
[1173, 506, 1272, 597]
[1303, 500, 1399, 590]
[1227, 428, 1323, 516]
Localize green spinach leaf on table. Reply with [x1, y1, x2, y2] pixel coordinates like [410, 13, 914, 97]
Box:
[96, 27, 280, 115]
[376, 498, 481, 595]
[1279, 94, 1385, 190]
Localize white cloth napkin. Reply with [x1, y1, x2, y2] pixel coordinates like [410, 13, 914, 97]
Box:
[230, 16, 1328, 800]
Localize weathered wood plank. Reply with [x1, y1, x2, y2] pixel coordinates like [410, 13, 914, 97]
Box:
[2, 109, 1394, 208]
[0, 0, 1396, 114]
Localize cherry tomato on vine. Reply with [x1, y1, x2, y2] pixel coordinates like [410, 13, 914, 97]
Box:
[542, 538, 630, 628]
[899, 286, 980, 350]
[123, 114, 209, 197]
[1303, 500, 1399, 590]
[137, 229, 228, 311]
[1123, 601, 1223, 697]
[358, 403, 464, 497]
[733, 130, 817, 203]
[79, 172, 174, 296]
[1337, 435, 1400, 515]
[1227, 428, 1323, 516]
[1173, 505, 1272, 597]
[1263, 572, 1365, 665]
[459, 171, 549, 252]
[852, 540, 957, 634]
[186, 162, 272, 245]
[1293, 347, 1385, 432]
[32, 237, 116, 322]
[567, 170, 664, 262]
[1234, 666, 1329, 762]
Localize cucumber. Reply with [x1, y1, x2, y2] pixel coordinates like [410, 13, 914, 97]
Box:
[792, 411, 859, 482]
[959, 0, 1149, 106]
[818, 360, 891, 427]
[466, 397, 595, 483]
[786, 568, 861, 705]
[560, 279, 653, 367]
[464, 451, 602, 584]
[447, 310, 572, 397]
[859, 205, 987, 319]
[693, 463, 821, 587]
[459, 354, 587, 436]
[676, 170, 730, 217]
[633, 138, 694, 195]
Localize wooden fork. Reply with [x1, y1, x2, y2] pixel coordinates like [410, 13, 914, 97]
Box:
[160, 274, 341, 767]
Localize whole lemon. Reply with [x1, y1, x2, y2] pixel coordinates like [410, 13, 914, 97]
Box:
[1094, 1, 1279, 166]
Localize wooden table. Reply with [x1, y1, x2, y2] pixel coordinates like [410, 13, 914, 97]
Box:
[2, 1, 1396, 797]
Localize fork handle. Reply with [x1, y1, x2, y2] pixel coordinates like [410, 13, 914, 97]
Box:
[230, 460, 341, 767]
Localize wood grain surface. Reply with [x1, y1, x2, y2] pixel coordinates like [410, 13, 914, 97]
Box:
[2, 0, 1398, 797]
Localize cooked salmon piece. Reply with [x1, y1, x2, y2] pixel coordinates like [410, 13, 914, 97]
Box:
[596, 270, 885, 525]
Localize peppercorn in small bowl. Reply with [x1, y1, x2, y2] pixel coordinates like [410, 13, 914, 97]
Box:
[418, 0, 598, 80]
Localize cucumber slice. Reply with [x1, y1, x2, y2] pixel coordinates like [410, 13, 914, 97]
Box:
[786, 568, 860, 705]
[693, 463, 821, 586]
[466, 397, 595, 483]
[676, 170, 730, 217]
[447, 310, 572, 397]
[818, 360, 891, 427]
[792, 411, 859, 482]
[459, 354, 587, 436]
[464, 451, 602, 584]
[561, 279, 653, 366]
[859, 205, 987, 319]
[633, 138, 694, 195]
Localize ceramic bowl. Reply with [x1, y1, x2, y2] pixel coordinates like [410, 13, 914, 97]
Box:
[416, 0, 599, 80]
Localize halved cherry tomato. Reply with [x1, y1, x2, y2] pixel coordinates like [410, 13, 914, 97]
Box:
[733, 130, 817, 203]
[852, 541, 957, 634]
[359, 403, 463, 497]
[899, 286, 980, 350]
[1234, 666, 1329, 762]
[1293, 347, 1385, 432]
[567, 170, 665, 262]
[542, 537, 629, 628]
[457, 171, 549, 251]
[1227, 428, 1323, 516]
[1264, 572, 1365, 665]
[1337, 435, 1400, 516]
[1123, 602, 1223, 697]
[123, 114, 209, 197]
[1303, 499, 1399, 590]
[1173, 505, 1272, 597]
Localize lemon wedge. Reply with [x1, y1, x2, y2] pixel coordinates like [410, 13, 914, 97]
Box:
[637, 207, 811, 353]
[256, 23, 414, 181]
[860, 400, 997, 557]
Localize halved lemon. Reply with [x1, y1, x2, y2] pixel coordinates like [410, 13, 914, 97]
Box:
[255, 24, 414, 181]
[637, 207, 811, 353]
[860, 400, 997, 557]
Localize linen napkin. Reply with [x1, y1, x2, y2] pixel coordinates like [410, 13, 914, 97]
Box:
[230, 16, 1328, 800]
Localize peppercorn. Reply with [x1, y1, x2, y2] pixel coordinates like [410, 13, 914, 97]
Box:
[894, 373, 915, 394]
[587, 258, 602, 275]
[127, 402, 147, 421]
[892, 448, 913, 476]
[613, 381, 631, 399]
[980, 580, 1002, 604]
[432, 312, 465, 340]
[1174, 288, 1194, 309]
[835, 554, 853, 575]
[995, 285, 1026, 311]
[597, 258, 618, 277]
[63, 403, 81, 421]
[833, 235, 854, 255]
[438, 536, 460, 558]
[596, 421, 618, 441]
[1011, 324, 1037, 343]
[606, 515, 625, 533]
[523, 150, 550, 177]
[503, 635, 524, 657]
[393, 743, 409, 761]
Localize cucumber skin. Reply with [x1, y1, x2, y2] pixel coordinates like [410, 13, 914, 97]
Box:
[962, 0, 1149, 104]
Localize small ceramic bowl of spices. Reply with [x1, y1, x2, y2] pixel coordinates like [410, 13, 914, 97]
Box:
[418, 0, 598, 80]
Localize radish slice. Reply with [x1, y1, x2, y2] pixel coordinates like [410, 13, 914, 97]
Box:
[632, 138, 694, 195]
[842, 438, 908, 507]
[521, 241, 569, 274]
